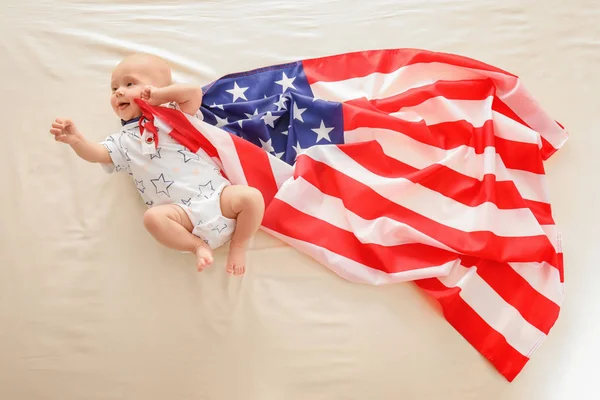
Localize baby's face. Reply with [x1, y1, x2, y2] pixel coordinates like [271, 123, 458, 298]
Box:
[110, 55, 170, 121]
[110, 66, 151, 121]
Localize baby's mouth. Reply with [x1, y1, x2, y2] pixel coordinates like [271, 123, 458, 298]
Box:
[118, 102, 130, 110]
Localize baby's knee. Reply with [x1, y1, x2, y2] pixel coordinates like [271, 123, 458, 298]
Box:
[143, 207, 165, 232]
[241, 187, 265, 212]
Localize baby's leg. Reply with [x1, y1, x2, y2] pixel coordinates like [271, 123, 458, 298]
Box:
[220, 185, 265, 276]
[143, 204, 213, 272]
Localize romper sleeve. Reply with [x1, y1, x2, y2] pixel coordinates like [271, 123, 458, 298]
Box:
[99, 132, 128, 174]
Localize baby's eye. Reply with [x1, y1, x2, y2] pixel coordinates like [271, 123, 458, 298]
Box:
[127, 82, 134, 87]
[111, 87, 117, 92]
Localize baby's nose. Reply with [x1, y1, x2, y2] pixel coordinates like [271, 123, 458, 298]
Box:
[116, 88, 125, 96]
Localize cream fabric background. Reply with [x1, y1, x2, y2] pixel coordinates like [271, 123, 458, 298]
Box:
[1, 1, 598, 399]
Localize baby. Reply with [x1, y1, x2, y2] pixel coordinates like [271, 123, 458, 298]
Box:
[49, 53, 264, 276]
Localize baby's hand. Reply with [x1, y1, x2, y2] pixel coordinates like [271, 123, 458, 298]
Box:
[141, 85, 164, 106]
[49, 118, 83, 145]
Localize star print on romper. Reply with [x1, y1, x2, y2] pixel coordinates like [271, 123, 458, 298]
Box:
[150, 173, 174, 197]
[212, 223, 228, 234]
[198, 181, 215, 199]
[149, 147, 162, 160]
[177, 149, 200, 163]
[135, 180, 145, 193]
[181, 198, 191, 207]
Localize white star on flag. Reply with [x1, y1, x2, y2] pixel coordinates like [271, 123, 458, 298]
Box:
[226, 81, 249, 102]
[293, 102, 307, 122]
[273, 151, 284, 159]
[210, 103, 224, 110]
[215, 115, 229, 128]
[244, 109, 259, 119]
[274, 95, 288, 110]
[259, 138, 275, 153]
[275, 72, 296, 92]
[261, 111, 280, 128]
[311, 120, 334, 142]
[292, 141, 306, 160]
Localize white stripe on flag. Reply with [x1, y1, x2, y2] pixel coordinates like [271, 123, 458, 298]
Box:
[305, 145, 546, 237]
[309, 62, 498, 103]
[268, 155, 293, 189]
[493, 111, 541, 145]
[389, 97, 493, 129]
[438, 263, 547, 357]
[498, 79, 568, 151]
[262, 227, 456, 285]
[508, 262, 564, 306]
[276, 177, 456, 250]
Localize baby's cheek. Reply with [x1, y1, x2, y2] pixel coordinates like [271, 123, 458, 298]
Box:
[131, 87, 144, 99]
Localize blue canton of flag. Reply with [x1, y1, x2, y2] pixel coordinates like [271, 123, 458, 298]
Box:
[200, 61, 344, 165]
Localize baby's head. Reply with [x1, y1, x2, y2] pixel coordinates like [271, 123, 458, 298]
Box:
[110, 53, 172, 121]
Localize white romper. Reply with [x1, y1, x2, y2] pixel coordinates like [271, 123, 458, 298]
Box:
[100, 104, 236, 249]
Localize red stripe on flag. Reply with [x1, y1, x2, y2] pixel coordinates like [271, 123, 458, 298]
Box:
[135, 100, 219, 158]
[342, 103, 545, 175]
[491, 97, 561, 161]
[295, 153, 559, 267]
[415, 277, 529, 382]
[523, 200, 554, 226]
[262, 198, 459, 274]
[230, 135, 279, 207]
[302, 48, 516, 84]
[338, 144, 554, 225]
[460, 257, 560, 335]
[491, 97, 530, 128]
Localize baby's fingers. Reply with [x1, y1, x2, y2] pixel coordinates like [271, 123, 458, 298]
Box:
[51, 122, 63, 130]
[49, 128, 62, 136]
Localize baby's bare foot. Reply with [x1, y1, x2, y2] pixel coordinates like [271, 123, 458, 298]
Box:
[194, 244, 214, 272]
[226, 242, 247, 276]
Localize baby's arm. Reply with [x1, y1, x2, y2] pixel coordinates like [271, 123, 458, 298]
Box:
[49, 118, 112, 164]
[141, 84, 203, 115]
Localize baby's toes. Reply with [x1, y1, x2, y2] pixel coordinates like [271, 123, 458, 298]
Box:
[234, 264, 245, 276]
[226, 263, 235, 274]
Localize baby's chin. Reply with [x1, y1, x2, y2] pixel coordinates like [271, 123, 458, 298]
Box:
[116, 106, 142, 121]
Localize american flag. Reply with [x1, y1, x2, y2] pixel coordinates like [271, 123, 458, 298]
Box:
[135, 48, 568, 382]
